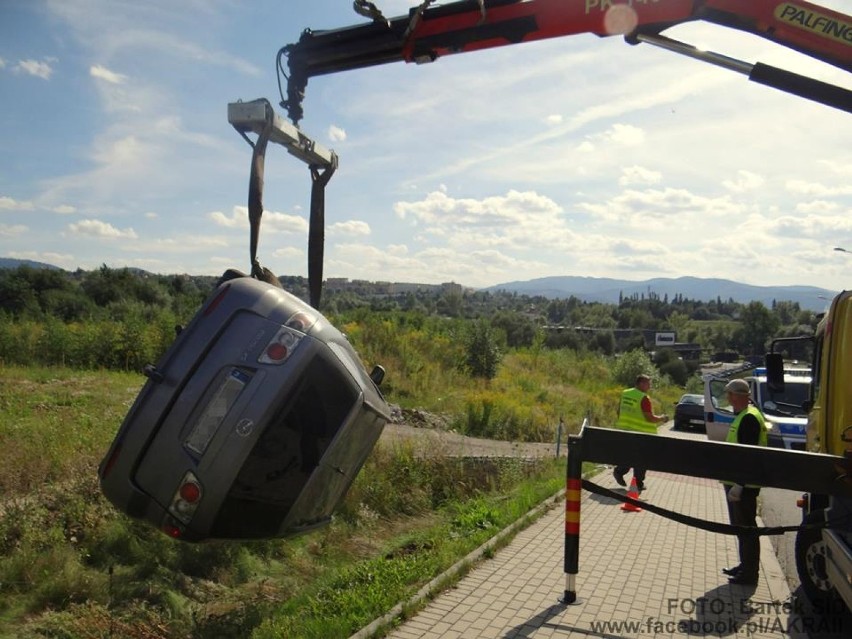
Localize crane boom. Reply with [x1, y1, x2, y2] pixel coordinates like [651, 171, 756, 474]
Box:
[281, 0, 852, 123]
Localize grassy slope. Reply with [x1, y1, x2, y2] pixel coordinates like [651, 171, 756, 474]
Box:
[0, 353, 679, 638]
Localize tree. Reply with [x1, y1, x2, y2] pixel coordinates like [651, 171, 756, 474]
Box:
[772, 300, 800, 326]
[738, 301, 780, 355]
[463, 320, 502, 379]
[590, 330, 615, 355]
[491, 311, 536, 348]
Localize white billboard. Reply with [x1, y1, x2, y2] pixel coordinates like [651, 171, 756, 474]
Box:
[655, 332, 676, 346]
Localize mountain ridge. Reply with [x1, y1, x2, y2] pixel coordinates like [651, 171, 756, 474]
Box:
[486, 275, 837, 312]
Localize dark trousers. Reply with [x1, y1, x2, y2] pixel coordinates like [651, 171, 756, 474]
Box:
[725, 485, 760, 577]
[614, 466, 646, 482]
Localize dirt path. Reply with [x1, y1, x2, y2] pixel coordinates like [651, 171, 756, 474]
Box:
[377, 422, 564, 459]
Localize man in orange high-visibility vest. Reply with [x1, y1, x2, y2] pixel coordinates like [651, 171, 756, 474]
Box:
[613, 374, 668, 491]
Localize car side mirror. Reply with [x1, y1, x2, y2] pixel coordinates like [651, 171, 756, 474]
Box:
[370, 365, 385, 386]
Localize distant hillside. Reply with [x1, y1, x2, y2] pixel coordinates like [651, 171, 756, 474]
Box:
[0, 258, 63, 271]
[486, 276, 837, 312]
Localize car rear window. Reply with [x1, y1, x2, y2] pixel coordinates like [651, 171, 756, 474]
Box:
[210, 355, 358, 538]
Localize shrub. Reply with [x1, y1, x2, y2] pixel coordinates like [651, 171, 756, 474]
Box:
[609, 349, 659, 388]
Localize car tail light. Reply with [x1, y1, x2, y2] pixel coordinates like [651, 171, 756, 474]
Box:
[179, 481, 201, 503]
[258, 326, 303, 365]
[99, 444, 122, 480]
[286, 311, 317, 333]
[168, 472, 203, 524]
[203, 284, 231, 316]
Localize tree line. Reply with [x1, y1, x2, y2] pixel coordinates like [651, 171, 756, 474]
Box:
[0, 265, 818, 381]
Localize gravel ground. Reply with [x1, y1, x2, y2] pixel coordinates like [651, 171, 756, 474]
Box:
[376, 406, 565, 458]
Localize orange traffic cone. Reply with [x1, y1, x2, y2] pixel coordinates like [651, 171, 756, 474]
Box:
[621, 476, 642, 512]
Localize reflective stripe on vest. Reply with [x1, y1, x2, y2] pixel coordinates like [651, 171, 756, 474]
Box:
[723, 405, 768, 487]
[615, 387, 656, 434]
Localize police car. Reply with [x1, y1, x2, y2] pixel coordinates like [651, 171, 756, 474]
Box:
[704, 366, 809, 450]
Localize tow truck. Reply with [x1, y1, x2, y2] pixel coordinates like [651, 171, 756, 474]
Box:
[765, 293, 852, 613]
[267, 0, 852, 617]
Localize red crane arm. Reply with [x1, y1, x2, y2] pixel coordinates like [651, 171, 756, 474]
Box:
[281, 0, 852, 123]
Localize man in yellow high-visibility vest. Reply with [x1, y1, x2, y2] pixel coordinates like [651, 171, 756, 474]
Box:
[613, 374, 668, 491]
[721, 378, 767, 586]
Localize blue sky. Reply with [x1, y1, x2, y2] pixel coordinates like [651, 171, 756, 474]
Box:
[1, 0, 850, 291]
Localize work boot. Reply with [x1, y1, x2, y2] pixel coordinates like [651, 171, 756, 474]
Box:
[636, 479, 645, 491]
[722, 565, 742, 576]
[728, 573, 758, 586]
[613, 470, 626, 487]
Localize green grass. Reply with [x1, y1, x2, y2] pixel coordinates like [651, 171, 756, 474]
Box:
[252, 467, 564, 639]
[0, 366, 141, 496]
[0, 352, 674, 639]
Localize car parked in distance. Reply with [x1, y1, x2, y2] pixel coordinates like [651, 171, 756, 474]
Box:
[673, 394, 705, 432]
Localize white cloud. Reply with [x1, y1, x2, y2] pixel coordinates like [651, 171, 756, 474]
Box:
[209, 207, 248, 229]
[0, 196, 35, 211]
[144, 211, 158, 219]
[123, 234, 229, 254]
[272, 247, 303, 260]
[609, 237, 671, 257]
[264, 211, 309, 234]
[619, 166, 662, 187]
[328, 125, 347, 142]
[469, 249, 530, 269]
[723, 170, 765, 193]
[328, 242, 549, 287]
[794, 200, 840, 214]
[578, 186, 748, 225]
[0, 224, 28, 238]
[387, 244, 408, 256]
[393, 189, 580, 254]
[0, 58, 6, 69]
[67, 219, 138, 239]
[818, 159, 852, 177]
[209, 207, 308, 234]
[15, 59, 54, 80]
[90, 64, 127, 84]
[786, 179, 852, 197]
[395, 190, 562, 229]
[545, 114, 563, 125]
[91, 135, 148, 166]
[599, 123, 645, 146]
[768, 215, 852, 240]
[330, 220, 371, 236]
[52, 204, 77, 214]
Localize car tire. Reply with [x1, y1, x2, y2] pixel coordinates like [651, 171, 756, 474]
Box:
[673, 420, 683, 431]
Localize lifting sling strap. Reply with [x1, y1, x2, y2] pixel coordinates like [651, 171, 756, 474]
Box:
[230, 98, 338, 308]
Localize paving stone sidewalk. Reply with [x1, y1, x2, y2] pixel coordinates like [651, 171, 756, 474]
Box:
[380, 469, 824, 639]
